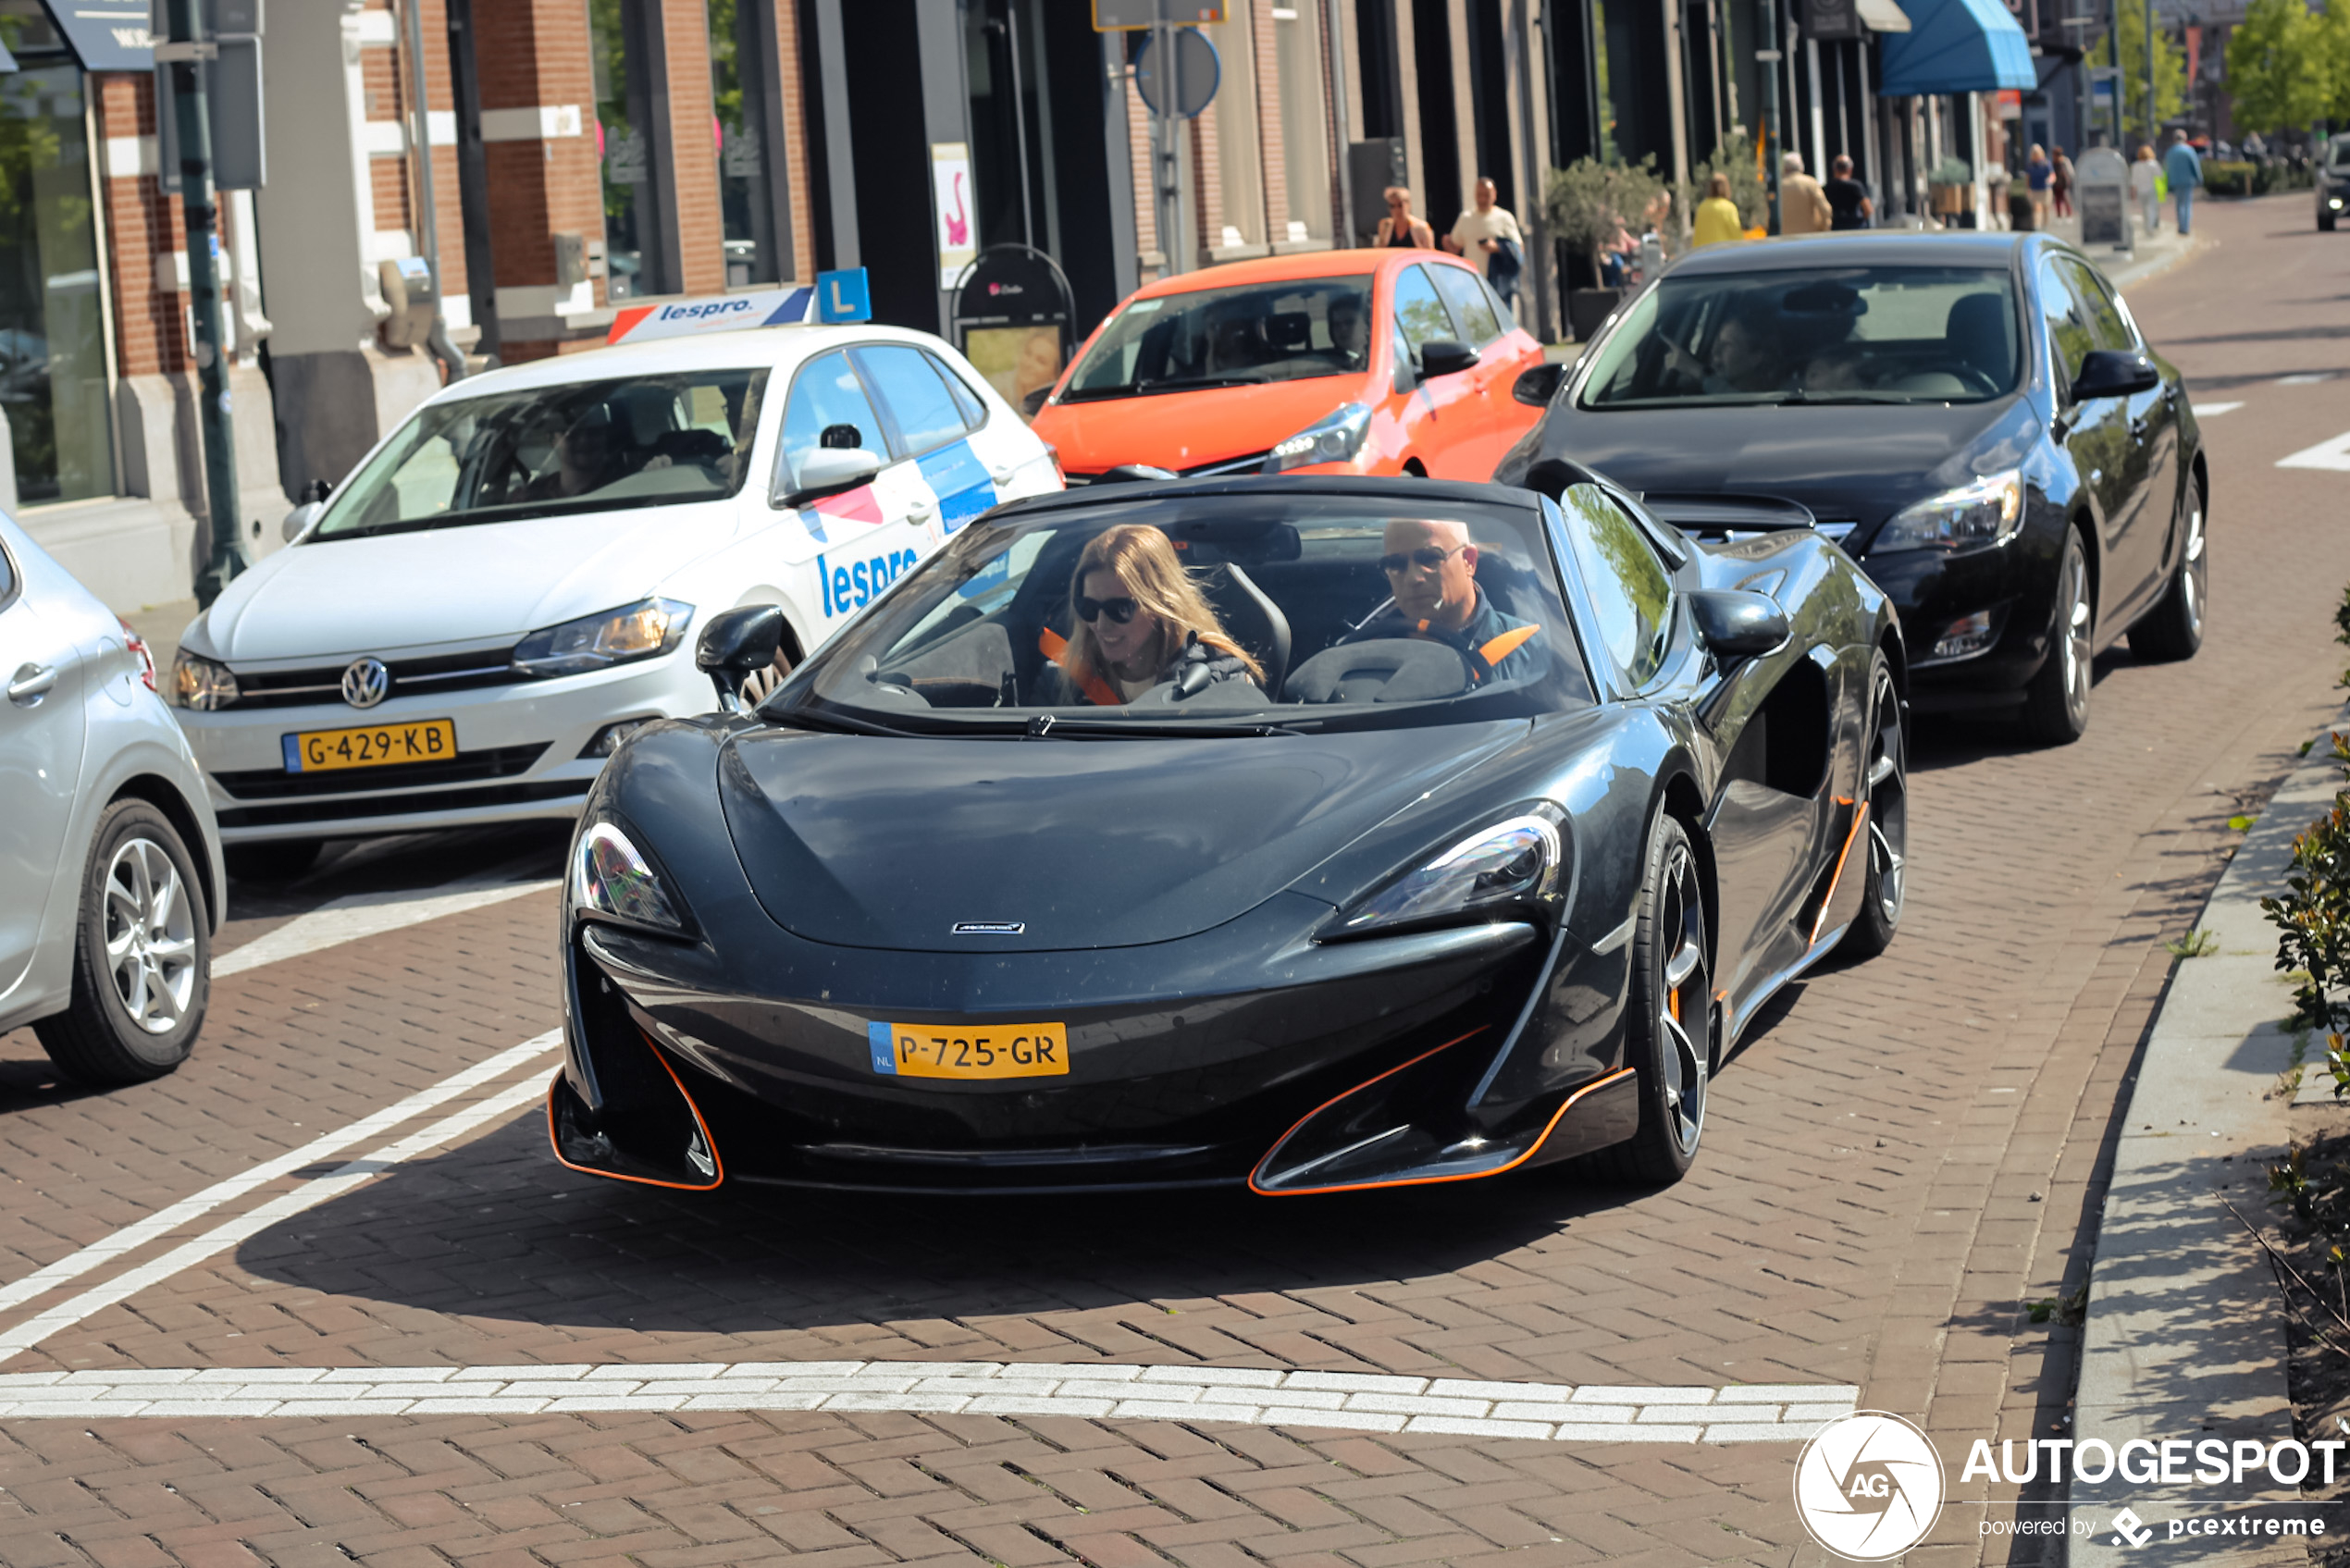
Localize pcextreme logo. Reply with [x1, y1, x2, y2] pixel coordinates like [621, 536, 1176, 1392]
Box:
[1793, 1411, 1948, 1561]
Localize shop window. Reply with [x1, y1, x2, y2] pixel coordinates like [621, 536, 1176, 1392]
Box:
[591, 0, 677, 300]
[1273, 0, 1331, 241]
[0, 7, 112, 505]
[708, 0, 784, 287]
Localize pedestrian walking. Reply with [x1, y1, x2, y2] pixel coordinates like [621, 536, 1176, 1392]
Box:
[1444, 176, 1525, 314]
[2051, 146, 2074, 218]
[2164, 130, 2203, 235]
[2132, 144, 2161, 233]
[2026, 144, 2052, 228]
[1824, 154, 1874, 229]
[1375, 187, 1436, 249]
[1692, 172, 1745, 248]
[1778, 152, 1833, 235]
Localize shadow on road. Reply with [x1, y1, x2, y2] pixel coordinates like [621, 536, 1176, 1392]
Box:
[229, 1105, 1661, 1343]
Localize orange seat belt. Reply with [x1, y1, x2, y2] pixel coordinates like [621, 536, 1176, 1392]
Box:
[1477, 624, 1540, 669]
[1037, 628, 1121, 707]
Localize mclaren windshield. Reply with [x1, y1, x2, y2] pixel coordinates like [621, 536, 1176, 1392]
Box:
[1578, 265, 2022, 408]
[776, 490, 1595, 734]
[310, 368, 769, 540]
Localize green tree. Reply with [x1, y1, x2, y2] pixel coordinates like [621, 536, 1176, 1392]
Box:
[2095, 0, 2187, 142]
[2228, 0, 2330, 133]
[1543, 155, 1666, 280]
[2319, 0, 2350, 126]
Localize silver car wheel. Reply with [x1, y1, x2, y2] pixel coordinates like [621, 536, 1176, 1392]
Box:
[104, 836, 198, 1034]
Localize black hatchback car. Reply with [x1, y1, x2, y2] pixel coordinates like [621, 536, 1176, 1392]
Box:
[2319, 134, 2350, 230]
[1497, 232, 2207, 742]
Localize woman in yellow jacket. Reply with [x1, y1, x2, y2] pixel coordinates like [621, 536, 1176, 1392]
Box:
[1691, 172, 1745, 248]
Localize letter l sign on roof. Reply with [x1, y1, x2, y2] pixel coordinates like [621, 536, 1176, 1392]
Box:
[818, 267, 872, 324]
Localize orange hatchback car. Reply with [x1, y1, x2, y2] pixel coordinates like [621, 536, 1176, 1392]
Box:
[1030, 250, 1546, 483]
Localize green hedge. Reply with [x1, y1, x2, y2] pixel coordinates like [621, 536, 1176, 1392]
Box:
[2202, 160, 2316, 197]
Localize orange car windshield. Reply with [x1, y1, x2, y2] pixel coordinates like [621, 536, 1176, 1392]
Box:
[1061, 278, 1374, 401]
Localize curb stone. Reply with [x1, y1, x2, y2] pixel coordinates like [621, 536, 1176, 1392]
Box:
[2068, 711, 2350, 1564]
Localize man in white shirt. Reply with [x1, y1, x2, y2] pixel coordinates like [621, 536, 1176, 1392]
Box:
[1445, 177, 1525, 312]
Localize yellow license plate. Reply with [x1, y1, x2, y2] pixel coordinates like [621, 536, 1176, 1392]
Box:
[868, 1021, 1069, 1079]
[282, 719, 458, 773]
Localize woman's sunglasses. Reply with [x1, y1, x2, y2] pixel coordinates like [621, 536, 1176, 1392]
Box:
[1379, 544, 1465, 574]
[1076, 595, 1141, 625]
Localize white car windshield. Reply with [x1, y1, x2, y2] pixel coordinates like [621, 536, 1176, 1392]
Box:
[776, 490, 1599, 734]
[310, 368, 769, 540]
[1579, 266, 2022, 408]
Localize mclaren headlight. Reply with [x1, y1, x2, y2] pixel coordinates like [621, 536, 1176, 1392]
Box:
[514, 598, 693, 677]
[1264, 402, 1373, 474]
[1874, 471, 2024, 554]
[573, 821, 686, 934]
[169, 649, 239, 710]
[1335, 813, 1565, 936]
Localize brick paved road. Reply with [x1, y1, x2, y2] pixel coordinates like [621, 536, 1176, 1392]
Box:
[4, 197, 2348, 1567]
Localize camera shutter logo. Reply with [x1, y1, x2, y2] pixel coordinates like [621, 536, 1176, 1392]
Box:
[340, 656, 390, 710]
[1792, 1411, 1946, 1561]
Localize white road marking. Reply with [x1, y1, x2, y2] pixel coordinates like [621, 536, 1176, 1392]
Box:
[0, 1065, 554, 1361]
[2280, 373, 2337, 386]
[0, 1032, 559, 1322]
[2194, 401, 2243, 416]
[2278, 431, 2350, 472]
[0, 1362, 1859, 1442]
[214, 877, 560, 978]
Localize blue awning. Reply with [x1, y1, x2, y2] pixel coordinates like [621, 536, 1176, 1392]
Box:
[1876, 0, 2036, 94]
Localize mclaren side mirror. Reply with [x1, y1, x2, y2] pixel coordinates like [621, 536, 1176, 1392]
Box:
[1513, 364, 1565, 407]
[280, 500, 324, 542]
[697, 603, 785, 712]
[2070, 348, 2161, 402]
[785, 447, 884, 505]
[1688, 589, 1790, 661]
[1419, 339, 1479, 378]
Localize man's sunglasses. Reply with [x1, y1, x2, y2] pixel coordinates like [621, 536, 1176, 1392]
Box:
[1076, 595, 1141, 625]
[1380, 544, 1465, 574]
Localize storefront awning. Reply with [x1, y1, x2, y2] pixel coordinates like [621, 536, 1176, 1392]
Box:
[1856, 0, 1912, 32]
[1876, 0, 2035, 94]
[37, 0, 153, 71]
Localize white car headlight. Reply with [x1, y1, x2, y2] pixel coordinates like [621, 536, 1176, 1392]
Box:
[514, 599, 693, 677]
[573, 821, 685, 933]
[1337, 814, 1563, 936]
[1264, 403, 1374, 474]
[169, 649, 239, 710]
[1874, 471, 2024, 554]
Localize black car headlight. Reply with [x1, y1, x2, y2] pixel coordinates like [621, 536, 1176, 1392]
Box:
[169, 649, 239, 710]
[573, 821, 686, 934]
[1264, 402, 1373, 474]
[1333, 813, 1564, 937]
[514, 598, 693, 677]
[1874, 471, 2023, 554]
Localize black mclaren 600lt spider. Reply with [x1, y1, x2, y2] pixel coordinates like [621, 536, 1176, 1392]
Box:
[549, 472, 1907, 1195]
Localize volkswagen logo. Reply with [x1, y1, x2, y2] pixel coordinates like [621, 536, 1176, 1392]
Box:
[340, 656, 390, 709]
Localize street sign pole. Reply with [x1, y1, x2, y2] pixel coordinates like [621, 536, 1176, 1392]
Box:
[1155, 0, 1183, 277]
[165, 0, 247, 609]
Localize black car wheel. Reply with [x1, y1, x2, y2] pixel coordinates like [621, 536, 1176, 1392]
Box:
[2323, 211, 2337, 232]
[34, 799, 209, 1085]
[2022, 527, 2093, 746]
[1604, 814, 1714, 1185]
[1838, 659, 1907, 959]
[2127, 489, 2207, 662]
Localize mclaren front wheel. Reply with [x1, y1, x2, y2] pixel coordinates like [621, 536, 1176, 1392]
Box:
[1602, 813, 1716, 1186]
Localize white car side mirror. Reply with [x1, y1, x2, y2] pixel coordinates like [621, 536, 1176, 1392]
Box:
[281, 500, 324, 542]
[789, 448, 883, 503]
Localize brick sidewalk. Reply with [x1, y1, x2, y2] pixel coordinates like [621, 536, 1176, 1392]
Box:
[2, 196, 2347, 1566]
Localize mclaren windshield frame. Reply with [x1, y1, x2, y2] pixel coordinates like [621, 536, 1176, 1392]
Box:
[762, 482, 1599, 736]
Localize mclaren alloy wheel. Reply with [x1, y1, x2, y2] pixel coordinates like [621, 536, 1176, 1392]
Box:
[1604, 813, 1715, 1185]
[1840, 658, 1908, 959]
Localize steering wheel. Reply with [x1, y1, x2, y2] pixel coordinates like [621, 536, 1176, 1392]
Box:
[1948, 365, 2001, 397]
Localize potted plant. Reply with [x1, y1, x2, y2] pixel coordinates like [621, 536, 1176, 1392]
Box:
[1928, 156, 1975, 224]
[1543, 154, 1667, 340]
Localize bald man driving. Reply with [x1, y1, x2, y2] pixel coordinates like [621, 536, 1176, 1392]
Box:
[1343, 518, 1547, 685]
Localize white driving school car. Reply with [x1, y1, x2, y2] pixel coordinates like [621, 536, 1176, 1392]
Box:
[169, 304, 1060, 875]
